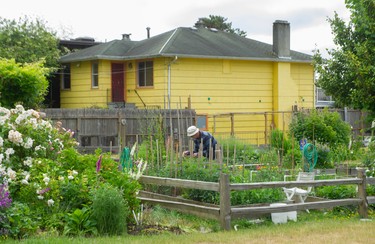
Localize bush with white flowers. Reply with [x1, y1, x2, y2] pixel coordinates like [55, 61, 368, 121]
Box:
[0, 105, 142, 239]
[0, 105, 77, 199]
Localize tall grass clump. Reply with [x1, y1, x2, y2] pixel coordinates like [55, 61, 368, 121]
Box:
[91, 183, 129, 236]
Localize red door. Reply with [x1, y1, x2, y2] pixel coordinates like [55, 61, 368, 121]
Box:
[111, 63, 125, 102]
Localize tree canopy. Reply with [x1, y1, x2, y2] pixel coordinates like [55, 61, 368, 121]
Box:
[313, 0, 375, 114]
[0, 16, 61, 70]
[194, 15, 247, 37]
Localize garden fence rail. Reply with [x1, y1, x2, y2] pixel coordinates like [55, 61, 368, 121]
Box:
[139, 168, 374, 231]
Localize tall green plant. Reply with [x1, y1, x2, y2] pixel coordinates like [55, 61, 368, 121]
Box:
[91, 183, 129, 236]
[269, 129, 292, 154]
[137, 110, 166, 167]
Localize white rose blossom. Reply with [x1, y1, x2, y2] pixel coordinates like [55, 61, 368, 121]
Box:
[7, 168, 16, 181]
[0, 107, 11, 120]
[5, 148, 15, 161]
[35, 145, 46, 151]
[68, 175, 74, 180]
[22, 171, 30, 180]
[0, 137, 3, 147]
[29, 118, 38, 129]
[43, 175, 50, 185]
[0, 164, 6, 175]
[31, 110, 40, 118]
[15, 105, 25, 113]
[23, 157, 33, 167]
[8, 130, 23, 145]
[21, 179, 29, 185]
[47, 199, 54, 207]
[23, 137, 34, 149]
[37, 195, 44, 200]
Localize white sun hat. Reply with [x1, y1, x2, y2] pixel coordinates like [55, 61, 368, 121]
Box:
[187, 126, 199, 137]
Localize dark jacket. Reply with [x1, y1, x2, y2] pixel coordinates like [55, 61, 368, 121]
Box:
[193, 131, 217, 159]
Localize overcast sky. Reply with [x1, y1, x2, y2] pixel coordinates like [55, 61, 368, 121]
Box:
[1, 0, 350, 56]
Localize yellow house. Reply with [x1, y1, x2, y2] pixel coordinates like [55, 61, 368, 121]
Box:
[60, 20, 314, 143]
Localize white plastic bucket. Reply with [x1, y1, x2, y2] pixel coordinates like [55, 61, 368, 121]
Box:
[270, 203, 287, 224]
[270, 203, 297, 223]
[287, 210, 297, 222]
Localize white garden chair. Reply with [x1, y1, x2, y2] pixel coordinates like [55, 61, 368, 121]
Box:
[283, 172, 315, 212]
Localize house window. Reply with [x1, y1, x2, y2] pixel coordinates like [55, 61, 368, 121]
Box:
[196, 115, 208, 130]
[61, 64, 71, 90]
[92, 61, 99, 88]
[137, 60, 153, 87]
[316, 87, 334, 102]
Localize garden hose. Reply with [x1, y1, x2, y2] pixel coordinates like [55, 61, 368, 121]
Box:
[120, 147, 132, 171]
[303, 143, 318, 172]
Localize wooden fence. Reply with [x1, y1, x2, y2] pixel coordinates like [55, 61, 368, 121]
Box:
[139, 169, 374, 231]
[41, 108, 196, 154]
[41, 108, 370, 154]
[210, 108, 370, 145]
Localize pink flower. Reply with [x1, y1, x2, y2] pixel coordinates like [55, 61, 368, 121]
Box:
[96, 155, 102, 173]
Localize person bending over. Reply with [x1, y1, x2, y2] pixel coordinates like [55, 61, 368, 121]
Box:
[183, 125, 217, 159]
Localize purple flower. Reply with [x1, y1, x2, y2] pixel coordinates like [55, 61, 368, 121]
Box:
[0, 185, 12, 209]
[38, 187, 51, 195]
[96, 155, 102, 173]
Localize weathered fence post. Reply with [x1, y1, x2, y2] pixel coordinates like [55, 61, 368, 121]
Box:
[219, 173, 231, 230]
[216, 146, 222, 171]
[357, 168, 368, 218]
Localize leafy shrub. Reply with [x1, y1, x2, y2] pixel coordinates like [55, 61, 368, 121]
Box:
[179, 162, 222, 204]
[269, 129, 292, 155]
[217, 137, 259, 164]
[315, 144, 334, 169]
[289, 109, 352, 148]
[0, 59, 49, 109]
[3, 202, 37, 239]
[258, 148, 279, 167]
[91, 183, 129, 236]
[63, 206, 97, 237]
[315, 185, 357, 199]
[362, 141, 375, 177]
[231, 188, 285, 205]
[282, 146, 303, 169]
[0, 105, 142, 238]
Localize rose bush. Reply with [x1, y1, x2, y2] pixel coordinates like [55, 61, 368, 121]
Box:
[0, 105, 142, 239]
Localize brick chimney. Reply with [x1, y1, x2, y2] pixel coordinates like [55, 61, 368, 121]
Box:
[122, 33, 131, 40]
[273, 20, 290, 58]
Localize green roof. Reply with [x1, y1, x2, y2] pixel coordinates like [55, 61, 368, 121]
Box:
[60, 27, 312, 63]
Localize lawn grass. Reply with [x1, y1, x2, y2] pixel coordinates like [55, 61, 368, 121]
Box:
[4, 209, 374, 244]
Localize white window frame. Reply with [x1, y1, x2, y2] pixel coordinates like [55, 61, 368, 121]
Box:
[92, 61, 99, 88]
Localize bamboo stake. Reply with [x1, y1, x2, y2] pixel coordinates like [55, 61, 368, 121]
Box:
[178, 98, 183, 161]
[198, 138, 203, 172]
[156, 139, 160, 171]
[226, 141, 229, 167]
[150, 135, 153, 171]
[233, 143, 236, 169]
[291, 134, 295, 171]
[209, 138, 213, 169]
